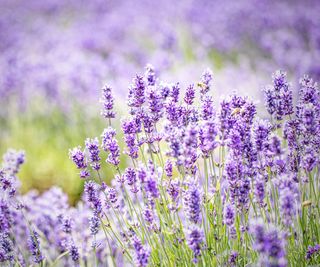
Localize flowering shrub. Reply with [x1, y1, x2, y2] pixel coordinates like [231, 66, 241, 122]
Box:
[1, 65, 320, 266]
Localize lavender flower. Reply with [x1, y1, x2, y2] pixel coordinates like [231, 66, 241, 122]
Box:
[125, 168, 138, 193]
[2, 149, 25, 176]
[60, 216, 72, 234]
[101, 128, 120, 166]
[100, 84, 115, 119]
[298, 75, 319, 106]
[302, 148, 318, 172]
[122, 120, 139, 159]
[143, 207, 155, 226]
[85, 138, 101, 171]
[170, 82, 180, 103]
[0, 201, 12, 234]
[264, 70, 293, 120]
[251, 221, 287, 267]
[199, 121, 218, 157]
[69, 243, 80, 262]
[184, 182, 202, 224]
[183, 125, 198, 171]
[184, 84, 195, 105]
[89, 215, 100, 235]
[198, 68, 213, 96]
[280, 187, 296, 227]
[124, 134, 139, 159]
[167, 179, 180, 204]
[127, 75, 145, 108]
[0, 233, 13, 262]
[165, 100, 183, 125]
[132, 236, 150, 267]
[27, 230, 44, 264]
[147, 89, 163, 122]
[164, 160, 173, 177]
[69, 146, 89, 178]
[229, 251, 238, 265]
[255, 179, 265, 207]
[145, 176, 159, 199]
[223, 203, 235, 227]
[268, 135, 282, 156]
[201, 95, 215, 121]
[186, 226, 204, 263]
[253, 119, 271, 153]
[306, 244, 320, 260]
[84, 181, 102, 213]
[144, 64, 156, 86]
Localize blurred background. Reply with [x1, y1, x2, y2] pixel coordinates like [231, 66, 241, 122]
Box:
[1, 0, 319, 203]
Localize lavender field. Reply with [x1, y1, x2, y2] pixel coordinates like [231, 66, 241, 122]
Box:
[1, 0, 320, 266]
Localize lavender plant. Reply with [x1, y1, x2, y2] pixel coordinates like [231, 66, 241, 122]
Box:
[0, 65, 319, 266]
[67, 65, 319, 266]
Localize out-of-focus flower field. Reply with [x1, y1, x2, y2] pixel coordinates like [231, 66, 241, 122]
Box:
[1, 0, 320, 266]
